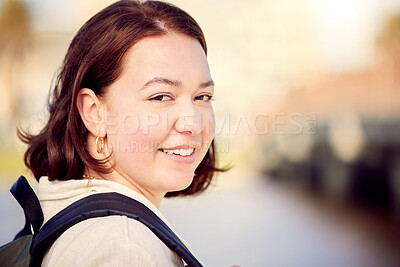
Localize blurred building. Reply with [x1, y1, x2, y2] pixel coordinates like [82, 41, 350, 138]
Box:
[256, 13, 400, 222]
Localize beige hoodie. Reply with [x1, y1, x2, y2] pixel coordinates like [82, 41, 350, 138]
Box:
[37, 177, 185, 267]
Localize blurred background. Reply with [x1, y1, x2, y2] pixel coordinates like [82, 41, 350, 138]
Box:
[1, 0, 400, 266]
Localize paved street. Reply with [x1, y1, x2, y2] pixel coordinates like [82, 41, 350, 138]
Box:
[162, 173, 400, 267]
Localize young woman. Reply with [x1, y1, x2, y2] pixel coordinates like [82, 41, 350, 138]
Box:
[19, 0, 223, 265]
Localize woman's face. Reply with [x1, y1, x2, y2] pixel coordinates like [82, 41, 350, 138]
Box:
[104, 33, 215, 203]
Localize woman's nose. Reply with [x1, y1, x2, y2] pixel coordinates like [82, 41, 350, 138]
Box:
[174, 104, 203, 136]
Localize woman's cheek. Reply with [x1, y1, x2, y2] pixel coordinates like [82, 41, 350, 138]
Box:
[203, 108, 216, 139]
[196, 109, 215, 161]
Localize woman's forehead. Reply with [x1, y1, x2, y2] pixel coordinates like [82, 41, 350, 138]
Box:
[121, 33, 210, 82]
[127, 34, 205, 65]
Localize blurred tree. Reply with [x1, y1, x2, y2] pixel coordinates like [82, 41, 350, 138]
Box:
[377, 12, 400, 86]
[0, 0, 32, 137]
[380, 13, 400, 46]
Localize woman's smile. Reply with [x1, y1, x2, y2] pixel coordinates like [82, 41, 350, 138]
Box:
[159, 148, 196, 164]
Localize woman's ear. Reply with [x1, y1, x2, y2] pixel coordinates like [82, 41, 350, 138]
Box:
[76, 88, 106, 137]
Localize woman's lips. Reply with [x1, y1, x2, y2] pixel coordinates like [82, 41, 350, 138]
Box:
[158, 148, 196, 164]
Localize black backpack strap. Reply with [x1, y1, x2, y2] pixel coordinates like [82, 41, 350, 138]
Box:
[10, 176, 44, 239]
[30, 192, 203, 267]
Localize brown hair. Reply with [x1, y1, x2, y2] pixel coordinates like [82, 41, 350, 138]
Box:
[18, 0, 224, 197]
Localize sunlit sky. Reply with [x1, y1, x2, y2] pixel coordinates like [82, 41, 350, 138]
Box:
[16, 0, 400, 72]
[2, 0, 400, 72]
[310, 0, 400, 70]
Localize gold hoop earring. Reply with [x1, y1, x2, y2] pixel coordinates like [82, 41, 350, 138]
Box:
[96, 136, 104, 154]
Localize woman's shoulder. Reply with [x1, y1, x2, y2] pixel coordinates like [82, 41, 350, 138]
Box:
[42, 215, 184, 266]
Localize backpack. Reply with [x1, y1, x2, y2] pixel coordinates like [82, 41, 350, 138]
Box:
[0, 176, 203, 267]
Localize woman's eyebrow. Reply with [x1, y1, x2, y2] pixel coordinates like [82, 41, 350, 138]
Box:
[200, 80, 214, 88]
[140, 77, 215, 90]
[141, 77, 181, 90]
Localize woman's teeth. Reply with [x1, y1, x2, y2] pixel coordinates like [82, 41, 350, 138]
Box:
[160, 148, 194, 156]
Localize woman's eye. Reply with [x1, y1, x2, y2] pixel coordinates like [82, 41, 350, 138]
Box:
[194, 94, 213, 102]
[149, 94, 173, 101]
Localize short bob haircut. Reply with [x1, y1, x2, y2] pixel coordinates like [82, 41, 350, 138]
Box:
[18, 0, 224, 197]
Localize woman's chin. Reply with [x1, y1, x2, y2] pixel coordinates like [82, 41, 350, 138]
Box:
[162, 173, 195, 192]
